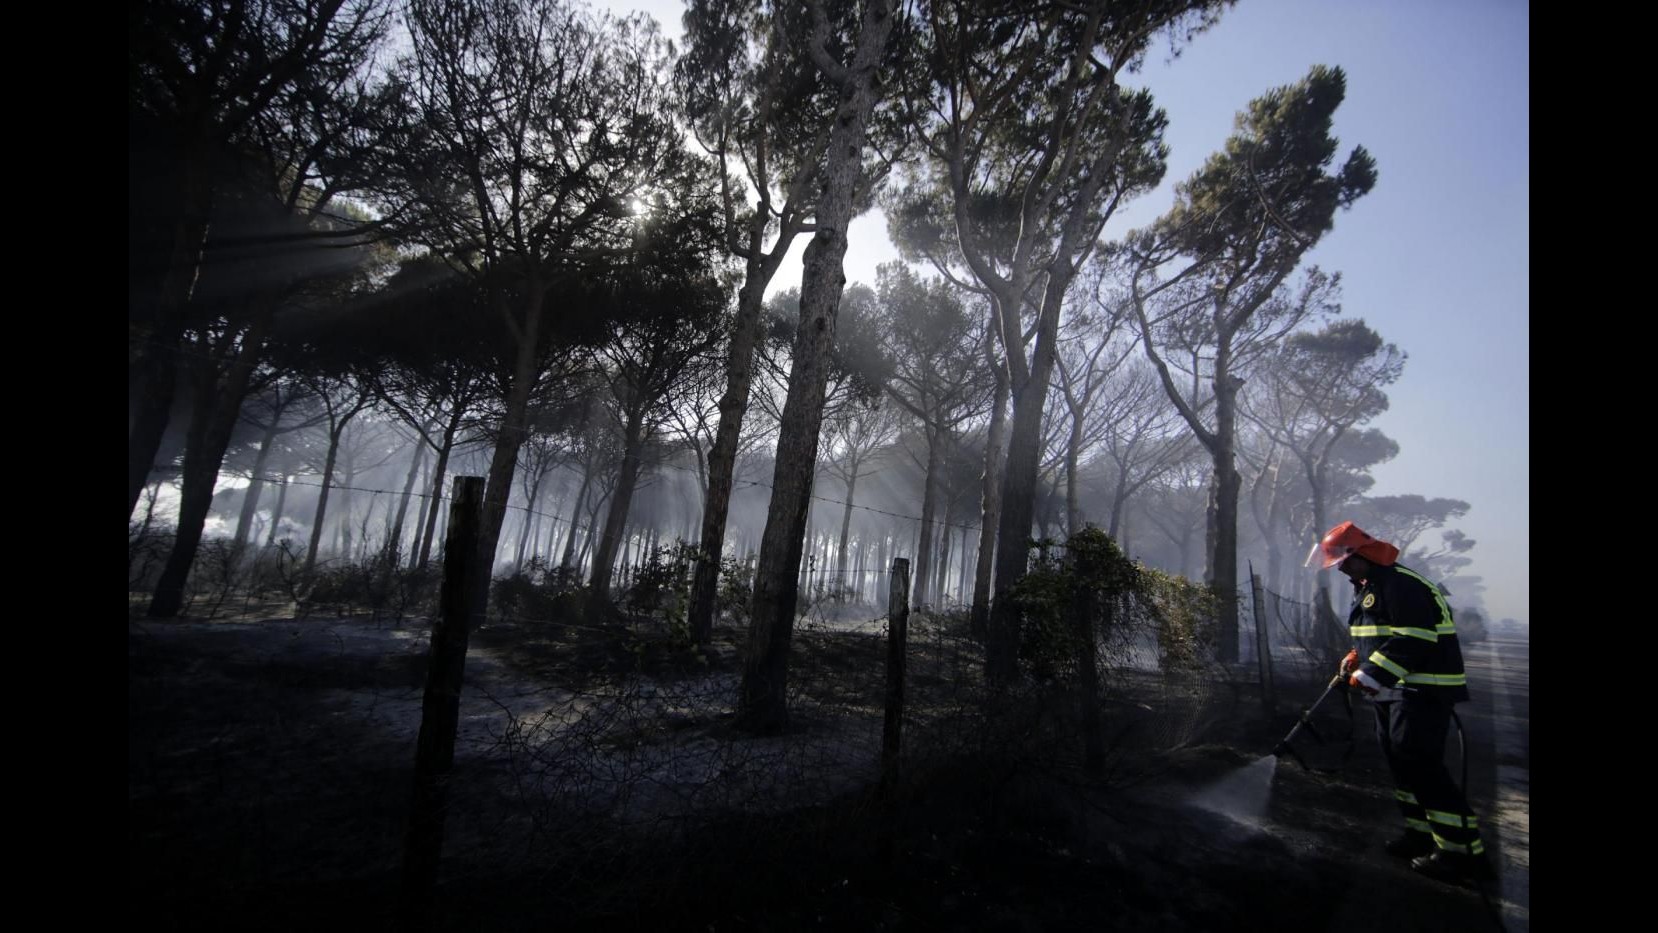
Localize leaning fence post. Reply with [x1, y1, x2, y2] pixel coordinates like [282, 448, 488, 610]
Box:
[878, 558, 910, 861]
[1249, 562, 1276, 714]
[398, 475, 485, 931]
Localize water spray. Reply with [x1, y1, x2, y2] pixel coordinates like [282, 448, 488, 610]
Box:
[1190, 673, 1360, 824]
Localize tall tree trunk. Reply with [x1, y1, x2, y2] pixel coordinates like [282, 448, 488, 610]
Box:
[334, 472, 355, 559]
[462, 279, 556, 616]
[1256, 457, 1288, 630]
[856, 536, 868, 603]
[147, 318, 270, 618]
[987, 285, 1066, 685]
[1305, 457, 1341, 653]
[232, 416, 281, 555]
[435, 485, 451, 553]
[689, 254, 800, 643]
[561, 464, 594, 570]
[357, 492, 381, 562]
[1204, 479, 1217, 585]
[1065, 420, 1084, 537]
[682, 483, 698, 548]
[514, 471, 545, 573]
[130, 338, 182, 520]
[527, 502, 542, 566]
[590, 412, 647, 598]
[541, 486, 562, 565]
[971, 341, 1009, 637]
[303, 428, 345, 578]
[388, 443, 427, 568]
[469, 323, 541, 623]
[797, 519, 813, 596]
[267, 475, 290, 546]
[1209, 356, 1243, 663]
[876, 533, 889, 605]
[820, 530, 834, 599]
[1264, 539, 1284, 648]
[837, 471, 858, 593]
[410, 462, 432, 559]
[935, 514, 951, 605]
[577, 491, 602, 572]
[913, 429, 941, 607]
[417, 410, 463, 571]
[738, 0, 895, 733]
[1108, 478, 1129, 539]
[129, 161, 213, 519]
[147, 370, 219, 617]
[137, 481, 162, 540]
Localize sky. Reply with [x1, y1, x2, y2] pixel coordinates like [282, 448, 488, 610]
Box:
[620, 0, 1526, 624]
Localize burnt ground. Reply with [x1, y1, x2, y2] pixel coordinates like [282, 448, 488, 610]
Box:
[129, 606, 1527, 932]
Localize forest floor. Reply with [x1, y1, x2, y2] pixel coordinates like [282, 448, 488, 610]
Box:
[129, 601, 1527, 932]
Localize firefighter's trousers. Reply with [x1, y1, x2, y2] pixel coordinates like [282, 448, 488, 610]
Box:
[1373, 691, 1484, 855]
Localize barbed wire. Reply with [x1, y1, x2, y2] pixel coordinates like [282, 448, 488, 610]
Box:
[136, 338, 1145, 545]
[139, 467, 1257, 615]
[483, 607, 894, 636]
[154, 451, 995, 542]
[661, 460, 989, 536]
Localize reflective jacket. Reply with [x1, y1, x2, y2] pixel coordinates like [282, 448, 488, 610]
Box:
[1348, 563, 1470, 703]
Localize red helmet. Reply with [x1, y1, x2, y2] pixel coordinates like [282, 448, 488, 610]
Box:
[1305, 521, 1400, 570]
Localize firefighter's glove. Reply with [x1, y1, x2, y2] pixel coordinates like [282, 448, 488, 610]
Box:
[1348, 668, 1402, 702]
[1338, 649, 1359, 677]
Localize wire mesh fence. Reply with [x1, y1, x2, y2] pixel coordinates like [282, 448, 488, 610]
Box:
[130, 528, 1349, 927]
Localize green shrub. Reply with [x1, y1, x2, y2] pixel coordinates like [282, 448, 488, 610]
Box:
[1009, 527, 1217, 678]
[1012, 528, 1142, 681]
[491, 557, 585, 624]
[1135, 567, 1217, 671]
[622, 542, 700, 642]
[717, 554, 754, 621]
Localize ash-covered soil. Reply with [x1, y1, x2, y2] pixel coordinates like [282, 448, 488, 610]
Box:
[129, 608, 1517, 932]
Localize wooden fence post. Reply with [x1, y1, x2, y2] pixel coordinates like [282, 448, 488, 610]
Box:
[398, 475, 485, 931]
[1249, 561, 1276, 714]
[878, 558, 910, 863]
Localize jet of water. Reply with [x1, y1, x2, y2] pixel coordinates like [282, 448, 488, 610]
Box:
[1188, 754, 1278, 826]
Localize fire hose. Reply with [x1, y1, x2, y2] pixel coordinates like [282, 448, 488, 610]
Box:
[1271, 672, 1356, 772]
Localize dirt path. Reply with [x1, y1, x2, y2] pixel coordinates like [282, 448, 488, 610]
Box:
[1469, 631, 1531, 932]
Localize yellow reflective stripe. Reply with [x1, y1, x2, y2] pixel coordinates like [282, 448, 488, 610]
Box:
[1396, 566, 1456, 634]
[1402, 672, 1467, 686]
[1430, 834, 1483, 854]
[1427, 810, 1478, 828]
[1436, 623, 1457, 635]
[1352, 625, 1440, 642]
[1369, 652, 1408, 680]
[1394, 790, 1419, 803]
[1406, 818, 1432, 832]
[1353, 623, 1436, 641]
[1392, 626, 1438, 642]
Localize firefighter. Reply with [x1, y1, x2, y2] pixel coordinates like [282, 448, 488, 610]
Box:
[1308, 521, 1495, 885]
